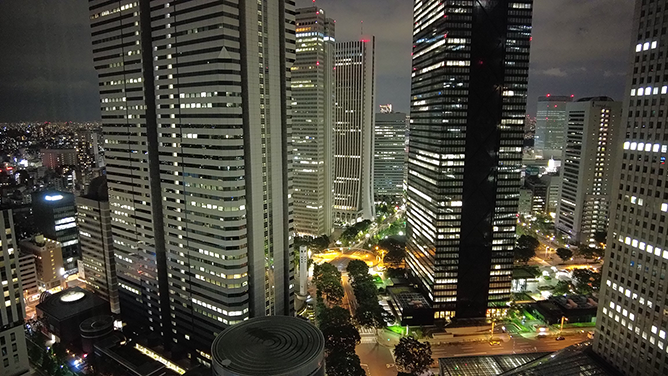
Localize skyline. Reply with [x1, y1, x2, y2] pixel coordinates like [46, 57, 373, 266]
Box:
[0, 0, 634, 121]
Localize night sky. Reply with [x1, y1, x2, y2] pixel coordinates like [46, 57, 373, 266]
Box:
[0, 0, 635, 122]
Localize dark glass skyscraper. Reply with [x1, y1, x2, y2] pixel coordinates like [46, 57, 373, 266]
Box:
[406, 0, 533, 319]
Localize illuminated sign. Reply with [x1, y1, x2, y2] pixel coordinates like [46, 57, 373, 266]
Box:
[45, 195, 64, 201]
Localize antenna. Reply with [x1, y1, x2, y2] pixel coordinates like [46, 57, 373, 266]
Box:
[361, 20, 364, 35]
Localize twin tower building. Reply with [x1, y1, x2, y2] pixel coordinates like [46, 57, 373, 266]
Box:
[89, 0, 376, 361]
[89, 0, 534, 363]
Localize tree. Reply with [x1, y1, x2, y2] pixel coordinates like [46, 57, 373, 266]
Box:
[514, 247, 536, 264]
[517, 235, 540, 251]
[27, 342, 43, 364]
[317, 306, 352, 331]
[385, 268, 405, 279]
[572, 269, 602, 294]
[347, 259, 369, 279]
[41, 353, 56, 375]
[579, 246, 604, 259]
[552, 280, 571, 296]
[381, 237, 406, 266]
[515, 235, 539, 263]
[393, 337, 433, 375]
[325, 352, 366, 376]
[321, 322, 361, 354]
[556, 247, 573, 261]
[313, 263, 344, 305]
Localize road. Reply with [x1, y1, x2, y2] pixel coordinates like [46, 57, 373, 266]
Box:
[350, 210, 404, 250]
[341, 273, 359, 316]
[357, 343, 395, 376]
[429, 333, 589, 360]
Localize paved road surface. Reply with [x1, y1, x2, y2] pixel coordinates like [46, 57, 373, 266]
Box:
[357, 343, 395, 376]
[429, 333, 589, 360]
[341, 273, 359, 316]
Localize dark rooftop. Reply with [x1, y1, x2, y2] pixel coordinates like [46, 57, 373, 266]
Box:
[440, 352, 549, 376]
[211, 316, 324, 376]
[439, 342, 621, 376]
[36, 286, 109, 321]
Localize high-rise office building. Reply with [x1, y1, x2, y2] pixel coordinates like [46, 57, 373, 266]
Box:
[555, 97, 621, 245]
[76, 176, 120, 314]
[333, 38, 376, 224]
[88, 0, 295, 359]
[374, 112, 407, 201]
[292, 6, 335, 237]
[594, 1, 668, 375]
[31, 191, 79, 273]
[407, 0, 533, 319]
[534, 95, 573, 160]
[19, 235, 65, 292]
[0, 209, 30, 376]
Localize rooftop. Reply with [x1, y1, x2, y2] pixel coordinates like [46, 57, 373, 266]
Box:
[211, 316, 324, 376]
[439, 342, 621, 376]
[36, 286, 109, 321]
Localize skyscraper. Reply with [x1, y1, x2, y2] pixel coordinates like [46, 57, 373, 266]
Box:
[555, 97, 621, 245]
[0, 209, 30, 376]
[534, 95, 574, 160]
[89, 0, 295, 359]
[31, 191, 79, 273]
[374, 111, 408, 201]
[594, 1, 668, 375]
[292, 6, 335, 237]
[76, 176, 120, 314]
[407, 0, 533, 319]
[333, 38, 376, 225]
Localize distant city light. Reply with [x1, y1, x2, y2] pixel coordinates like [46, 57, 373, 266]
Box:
[45, 194, 64, 201]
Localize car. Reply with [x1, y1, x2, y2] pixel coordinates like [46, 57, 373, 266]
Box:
[587, 331, 594, 339]
[489, 340, 501, 346]
[556, 336, 565, 341]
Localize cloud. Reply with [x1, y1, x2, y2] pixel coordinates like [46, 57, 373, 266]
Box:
[0, 0, 637, 120]
[539, 68, 569, 77]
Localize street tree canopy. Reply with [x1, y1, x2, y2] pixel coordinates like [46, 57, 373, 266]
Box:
[325, 352, 366, 376]
[347, 259, 369, 279]
[556, 247, 573, 261]
[515, 235, 540, 263]
[312, 263, 344, 305]
[393, 337, 433, 375]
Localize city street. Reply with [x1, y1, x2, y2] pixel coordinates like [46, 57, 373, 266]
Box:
[428, 332, 589, 360]
[341, 273, 359, 316]
[357, 343, 395, 376]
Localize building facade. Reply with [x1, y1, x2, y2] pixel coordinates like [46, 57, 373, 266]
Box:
[374, 112, 407, 201]
[333, 38, 376, 225]
[406, 0, 533, 319]
[17, 253, 38, 316]
[594, 1, 668, 375]
[534, 95, 573, 160]
[88, 0, 295, 360]
[292, 6, 335, 237]
[41, 149, 78, 170]
[31, 191, 79, 273]
[76, 176, 120, 314]
[555, 97, 621, 245]
[19, 235, 64, 292]
[0, 209, 30, 376]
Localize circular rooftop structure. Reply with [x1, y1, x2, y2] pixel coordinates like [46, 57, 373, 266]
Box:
[60, 290, 86, 303]
[80, 315, 114, 337]
[211, 316, 325, 376]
